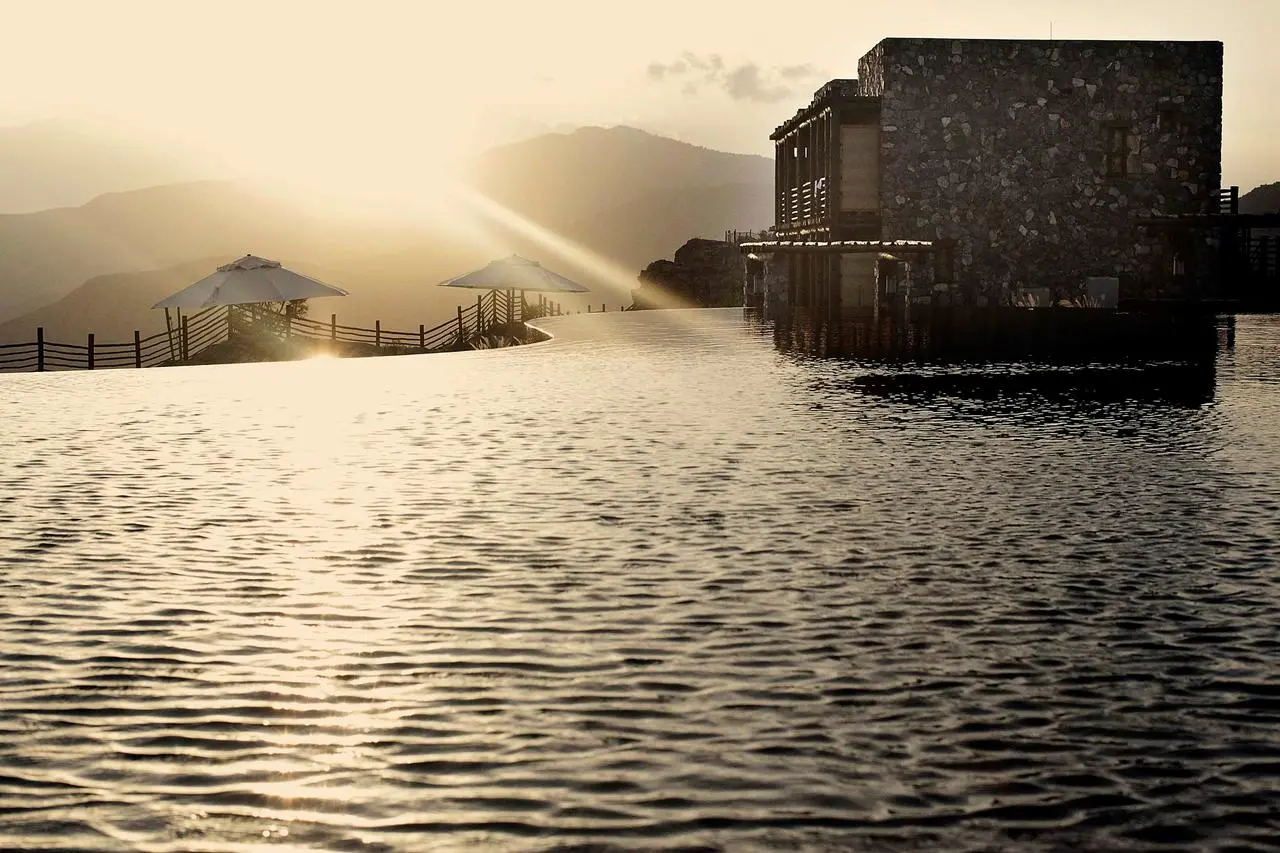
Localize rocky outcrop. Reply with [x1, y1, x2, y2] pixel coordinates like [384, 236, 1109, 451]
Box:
[1240, 182, 1280, 215]
[631, 238, 744, 309]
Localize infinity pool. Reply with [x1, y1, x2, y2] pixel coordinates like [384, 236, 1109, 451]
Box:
[1, 308, 1278, 852]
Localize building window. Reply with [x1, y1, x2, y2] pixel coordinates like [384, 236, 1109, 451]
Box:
[1157, 106, 1180, 131]
[934, 240, 956, 283]
[1106, 124, 1130, 177]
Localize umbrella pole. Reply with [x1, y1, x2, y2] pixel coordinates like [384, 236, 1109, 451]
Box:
[164, 308, 175, 362]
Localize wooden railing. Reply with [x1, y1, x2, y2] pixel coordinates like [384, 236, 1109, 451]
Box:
[0, 290, 566, 374]
[724, 229, 772, 245]
[0, 305, 226, 372]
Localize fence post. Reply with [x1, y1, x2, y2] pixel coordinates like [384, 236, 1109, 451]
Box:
[87, 334, 95, 370]
[477, 295, 484, 333]
[134, 331, 141, 368]
[375, 320, 381, 349]
[508, 289, 515, 324]
[602, 303, 606, 312]
[457, 305, 464, 341]
[227, 306, 234, 340]
[164, 308, 175, 362]
[284, 303, 293, 339]
[181, 316, 189, 362]
[36, 327, 44, 372]
[419, 323, 426, 352]
[587, 305, 592, 313]
[331, 313, 337, 341]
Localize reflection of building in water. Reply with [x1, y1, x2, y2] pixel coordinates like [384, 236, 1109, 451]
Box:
[770, 303, 1223, 362]
[847, 361, 1218, 409]
[737, 37, 1279, 357]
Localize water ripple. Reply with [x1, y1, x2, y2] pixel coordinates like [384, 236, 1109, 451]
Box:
[0, 309, 1278, 851]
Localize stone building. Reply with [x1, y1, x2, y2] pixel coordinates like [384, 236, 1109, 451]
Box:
[758, 38, 1225, 314]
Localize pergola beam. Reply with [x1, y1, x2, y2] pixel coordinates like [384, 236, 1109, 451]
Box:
[740, 239, 936, 254]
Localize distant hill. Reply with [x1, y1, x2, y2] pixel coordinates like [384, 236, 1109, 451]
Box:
[562, 181, 773, 265]
[469, 125, 773, 236]
[0, 181, 435, 325]
[0, 119, 205, 214]
[1, 125, 776, 343]
[0, 260, 222, 344]
[1240, 182, 1280, 214]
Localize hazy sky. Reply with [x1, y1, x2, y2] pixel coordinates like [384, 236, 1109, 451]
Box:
[1, 0, 1275, 198]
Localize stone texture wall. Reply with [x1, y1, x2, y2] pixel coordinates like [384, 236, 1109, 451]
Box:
[857, 38, 1223, 299]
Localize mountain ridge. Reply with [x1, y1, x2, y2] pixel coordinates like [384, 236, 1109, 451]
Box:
[467, 124, 773, 233]
[0, 124, 774, 343]
[1239, 182, 1280, 214]
[0, 118, 209, 214]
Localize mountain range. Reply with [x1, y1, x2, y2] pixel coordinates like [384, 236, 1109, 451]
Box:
[0, 119, 206, 215]
[468, 126, 773, 233]
[3, 119, 1272, 348]
[0, 124, 774, 344]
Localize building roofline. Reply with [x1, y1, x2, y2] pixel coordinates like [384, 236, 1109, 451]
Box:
[770, 79, 878, 141]
[770, 36, 1221, 142]
[869, 36, 1223, 47]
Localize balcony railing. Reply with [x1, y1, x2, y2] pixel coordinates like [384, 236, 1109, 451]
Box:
[1214, 186, 1238, 215]
[780, 178, 828, 227]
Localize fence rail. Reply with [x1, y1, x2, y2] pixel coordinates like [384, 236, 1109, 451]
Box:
[0, 290, 566, 374]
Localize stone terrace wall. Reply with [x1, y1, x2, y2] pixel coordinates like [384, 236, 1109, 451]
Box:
[858, 38, 1223, 299]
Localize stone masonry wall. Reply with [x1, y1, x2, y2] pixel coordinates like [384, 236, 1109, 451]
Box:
[857, 39, 1223, 300]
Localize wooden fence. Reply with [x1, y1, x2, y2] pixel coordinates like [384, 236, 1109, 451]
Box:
[0, 290, 565, 374]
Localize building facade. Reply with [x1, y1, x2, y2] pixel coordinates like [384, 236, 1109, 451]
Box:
[767, 38, 1224, 314]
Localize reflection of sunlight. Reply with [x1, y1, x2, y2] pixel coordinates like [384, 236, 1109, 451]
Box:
[241, 549, 405, 805]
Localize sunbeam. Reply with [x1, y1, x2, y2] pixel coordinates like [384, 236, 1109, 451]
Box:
[442, 182, 706, 313]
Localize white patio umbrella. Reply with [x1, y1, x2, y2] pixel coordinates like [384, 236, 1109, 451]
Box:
[439, 255, 591, 294]
[152, 254, 348, 309]
[151, 255, 348, 360]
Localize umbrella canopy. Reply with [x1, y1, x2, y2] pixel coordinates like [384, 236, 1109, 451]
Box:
[152, 255, 348, 309]
[439, 255, 590, 293]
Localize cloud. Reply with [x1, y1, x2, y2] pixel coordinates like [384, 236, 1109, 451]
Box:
[723, 65, 790, 103]
[646, 53, 819, 103]
[778, 64, 815, 81]
[646, 61, 678, 81]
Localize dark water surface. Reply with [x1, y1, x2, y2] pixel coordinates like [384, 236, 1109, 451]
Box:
[2, 308, 1278, 852]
